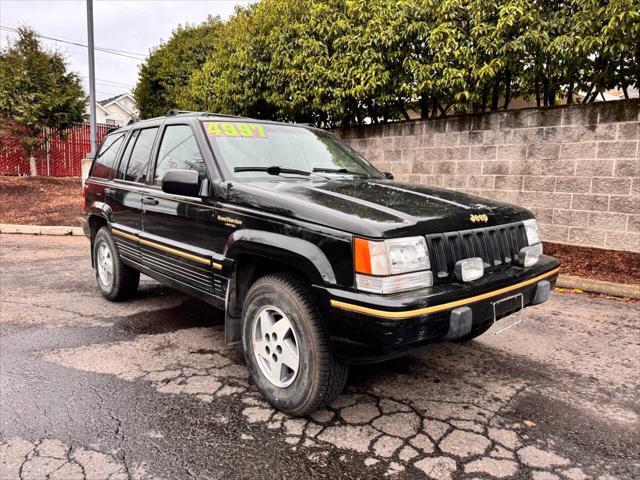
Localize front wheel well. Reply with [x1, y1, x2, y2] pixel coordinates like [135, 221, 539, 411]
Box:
[227, 254, 315, 320]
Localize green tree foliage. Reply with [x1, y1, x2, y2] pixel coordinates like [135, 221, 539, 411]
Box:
[136, 0, 640, 127]
[0, 27, 86, 156]
[134, 16, 223, 118]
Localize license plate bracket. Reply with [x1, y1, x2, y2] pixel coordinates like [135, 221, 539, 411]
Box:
[492, 293, 524, 335]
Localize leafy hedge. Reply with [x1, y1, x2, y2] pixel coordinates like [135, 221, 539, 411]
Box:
[134, 0, 639, 127]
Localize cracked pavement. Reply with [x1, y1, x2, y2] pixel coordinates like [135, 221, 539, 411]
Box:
[1, 235, 639, 479]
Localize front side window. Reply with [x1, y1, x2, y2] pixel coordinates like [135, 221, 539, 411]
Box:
[116, 130, 138, 179]
[154, 125, 206, 186]
[121, 127, 158, 183]
[201, 121, 382, 179]
[91, 133, 125, 179]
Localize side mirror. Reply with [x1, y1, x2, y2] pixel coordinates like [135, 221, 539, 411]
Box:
[162, 169, 200, 197]
[384, 172, 394, 180]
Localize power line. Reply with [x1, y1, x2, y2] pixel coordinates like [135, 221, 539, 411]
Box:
[0, 25, 147, 60]
[79, 75, 134, 88]
[96, 89, 130, 97]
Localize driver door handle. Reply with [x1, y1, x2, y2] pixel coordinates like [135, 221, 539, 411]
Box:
[142, 196, 159, 206]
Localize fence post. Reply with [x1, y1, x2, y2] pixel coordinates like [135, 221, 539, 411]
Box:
[45, 128, 51, 176]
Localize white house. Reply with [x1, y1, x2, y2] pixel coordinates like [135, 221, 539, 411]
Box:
[93, 93, 139, 127]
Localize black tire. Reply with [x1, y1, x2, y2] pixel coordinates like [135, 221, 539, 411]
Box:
[93, 227, 140, 301]
[242, 273, 348, 416]
[452, 321, 493, 343]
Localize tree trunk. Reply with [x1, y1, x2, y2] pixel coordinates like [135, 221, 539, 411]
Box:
[419, 95, 429, 119]
[481, 86, 488, 112]
[491, 77, 500, 110]
[29, 155, 38, 177]
[567, 79, 574, 105]
[397, 101, 410, 121]
[503, 70, 512, 110]
[622, 85, 629, 99]
[542, 76, 550, 106]
[581, 82, 595, 104]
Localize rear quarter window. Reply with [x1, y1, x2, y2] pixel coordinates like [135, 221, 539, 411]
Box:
[91, 133, 125, 179]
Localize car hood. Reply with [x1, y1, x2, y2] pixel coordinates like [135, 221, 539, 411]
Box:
[224, 178, 533, 238]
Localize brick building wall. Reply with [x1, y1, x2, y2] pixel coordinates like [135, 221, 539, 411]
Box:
[336, 100, 639, 252]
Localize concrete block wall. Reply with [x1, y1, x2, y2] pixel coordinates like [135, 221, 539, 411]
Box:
[336, 100, 639, 252]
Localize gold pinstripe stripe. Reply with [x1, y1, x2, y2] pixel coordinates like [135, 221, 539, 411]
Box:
[112, 228, 222, 270]
[330, 267, 560, 319]
[111, 229, 138, 242]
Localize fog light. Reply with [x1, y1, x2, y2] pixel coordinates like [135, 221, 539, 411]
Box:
[454, 257, 484, 282]
[518, 243, 543, 267]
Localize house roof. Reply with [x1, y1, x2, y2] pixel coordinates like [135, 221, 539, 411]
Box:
[96, 102, 110, 114]
[98, 93, 134, 107]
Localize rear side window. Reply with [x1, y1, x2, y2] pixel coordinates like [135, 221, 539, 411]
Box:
[119, 127, 158, 183]
[91, 133, 125, 178]
[154, 125, 206, 186]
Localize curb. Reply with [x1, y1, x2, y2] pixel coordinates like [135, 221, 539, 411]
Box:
[0, 224, 84, 236]
[556, 274, 640, 299]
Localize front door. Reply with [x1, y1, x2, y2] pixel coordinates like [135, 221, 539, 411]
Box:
[140, 123, 226, 303]
[109, 126, 159, 265]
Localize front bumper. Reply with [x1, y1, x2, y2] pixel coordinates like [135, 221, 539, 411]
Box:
[315, 255, 560, 364]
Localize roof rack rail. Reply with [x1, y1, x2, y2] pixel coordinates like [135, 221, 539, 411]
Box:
[165, 109, 199, 117]
[164, 109, 250, 120]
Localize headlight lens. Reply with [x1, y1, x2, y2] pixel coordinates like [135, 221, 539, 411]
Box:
[523, 218, 541, 245]
[354, 236, 430, 275]
[354, 236, 431, 294]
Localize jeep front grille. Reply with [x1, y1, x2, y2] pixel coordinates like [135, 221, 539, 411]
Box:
[425, 221, 528, 284]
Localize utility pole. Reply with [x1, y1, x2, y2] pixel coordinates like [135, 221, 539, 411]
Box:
[86, 0, 97, 157]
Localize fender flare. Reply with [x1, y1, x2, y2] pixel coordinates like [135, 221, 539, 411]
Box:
[223, 229, 337, 284]
[86, 204, 113, 267]
[89, 201, 113, 224]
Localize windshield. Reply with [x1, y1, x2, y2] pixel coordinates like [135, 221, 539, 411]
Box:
[202, 120, 382, 178]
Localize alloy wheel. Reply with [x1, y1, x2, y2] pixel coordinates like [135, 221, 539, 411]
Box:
[252, 305, 300, 388]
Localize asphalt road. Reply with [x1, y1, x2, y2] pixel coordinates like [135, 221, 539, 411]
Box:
[1, 234, 638, 480]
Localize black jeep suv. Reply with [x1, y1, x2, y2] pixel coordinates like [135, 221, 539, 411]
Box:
[82, 111, 559, 415]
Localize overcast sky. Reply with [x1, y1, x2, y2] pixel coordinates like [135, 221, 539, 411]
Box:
[0, 0, 253, 101]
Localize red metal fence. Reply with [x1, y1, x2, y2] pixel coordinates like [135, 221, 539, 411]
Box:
[0, 122, 112, 177]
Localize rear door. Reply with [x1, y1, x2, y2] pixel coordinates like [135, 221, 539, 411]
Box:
[108, 125, 160, 265]
[140, 120, 226, 302]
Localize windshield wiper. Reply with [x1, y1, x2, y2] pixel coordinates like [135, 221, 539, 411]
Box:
[234, 166, 311, 176]
[312, 167, 368, 177]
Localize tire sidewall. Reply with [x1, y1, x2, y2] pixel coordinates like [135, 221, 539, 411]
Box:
[242, 279, 320, 413]
[94, 228, 120, 300]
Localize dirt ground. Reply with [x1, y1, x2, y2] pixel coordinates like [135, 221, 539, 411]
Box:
[545, 242, 640, 285]
[0, 176, 82, 226]
[0, 176, 637, 285]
